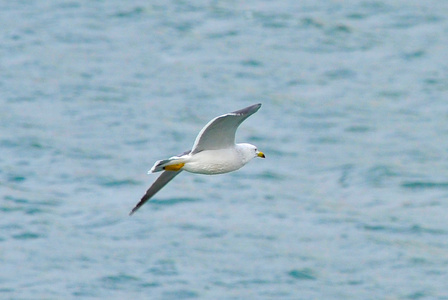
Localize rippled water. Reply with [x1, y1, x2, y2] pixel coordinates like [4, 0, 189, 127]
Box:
[2, 1, 448, 299]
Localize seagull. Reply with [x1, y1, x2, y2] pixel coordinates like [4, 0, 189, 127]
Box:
[129, 103, 265, 215]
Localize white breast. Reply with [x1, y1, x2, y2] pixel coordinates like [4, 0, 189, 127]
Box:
[182, 148, 244, 175]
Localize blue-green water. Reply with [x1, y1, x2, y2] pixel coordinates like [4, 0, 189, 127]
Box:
[2, 1, 448, 299]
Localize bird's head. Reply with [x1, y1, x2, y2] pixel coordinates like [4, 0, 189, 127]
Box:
[238, 143, 265, 164]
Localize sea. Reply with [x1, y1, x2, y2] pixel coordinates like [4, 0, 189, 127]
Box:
[1, 1, 448, 299]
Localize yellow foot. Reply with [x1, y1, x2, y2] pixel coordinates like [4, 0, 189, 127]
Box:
[163, 163, 185, 171]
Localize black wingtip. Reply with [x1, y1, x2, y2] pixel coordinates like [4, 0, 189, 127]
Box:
[128, 204, 139, 216]
[129, 170, 182, 216]
[129, 195, 149, 216]
[232, 103, 262, 115]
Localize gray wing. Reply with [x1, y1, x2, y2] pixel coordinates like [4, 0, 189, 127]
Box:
[191, 103, 261, 154]
[129, 170, 182, 215]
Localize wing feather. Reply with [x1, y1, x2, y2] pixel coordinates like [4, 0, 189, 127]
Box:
[129, 170, 182, 215]
[191, 103, 261, 154]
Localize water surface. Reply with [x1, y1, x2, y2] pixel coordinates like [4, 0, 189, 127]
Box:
[1, 1, 448, 299]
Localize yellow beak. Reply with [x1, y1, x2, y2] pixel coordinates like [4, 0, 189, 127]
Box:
[257, 151, 265, 158]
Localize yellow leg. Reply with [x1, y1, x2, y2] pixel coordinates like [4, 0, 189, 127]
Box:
[163, 163, 185, 171]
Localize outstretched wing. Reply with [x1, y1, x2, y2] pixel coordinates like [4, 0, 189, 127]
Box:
[129, 170, 182, 215]
[191, 103, 261, 154]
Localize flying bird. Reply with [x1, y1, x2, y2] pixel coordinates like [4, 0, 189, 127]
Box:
[129, 103, 265, 215]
